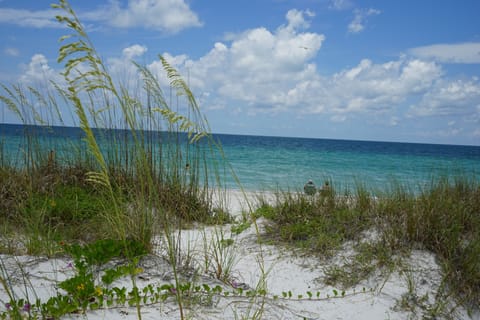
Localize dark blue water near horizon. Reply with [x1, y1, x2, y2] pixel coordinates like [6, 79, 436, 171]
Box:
[215, 131, 480, 159]
[1, 123, 480, 192]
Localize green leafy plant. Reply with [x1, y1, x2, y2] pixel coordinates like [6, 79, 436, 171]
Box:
[231, 221, 251, 235]
[52, 239, 147, 313]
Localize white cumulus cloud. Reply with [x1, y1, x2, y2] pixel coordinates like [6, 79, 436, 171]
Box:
[409, 78, 480, 117]
[103, 0, 202, 33]
[348, 8, 380, 34]
[305, 58, 443, 116]
[409, 42, 480, 64]
[106, 44, 151, 91]
[122, 44, 148, 59]
[19, 54, 62, 85]
[153, 9, 325, 113]
[140, 9, 478, 124]
[0, 0, 202, 33]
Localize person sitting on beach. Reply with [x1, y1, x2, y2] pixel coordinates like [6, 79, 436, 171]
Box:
[304, 179, 317, 196]
[319, 181, 331, 196]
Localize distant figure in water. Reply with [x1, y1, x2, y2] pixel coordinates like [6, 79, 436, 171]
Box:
[304, 179, 317, 195]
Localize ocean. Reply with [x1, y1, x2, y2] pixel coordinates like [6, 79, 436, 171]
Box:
[1, 123, 480, 193]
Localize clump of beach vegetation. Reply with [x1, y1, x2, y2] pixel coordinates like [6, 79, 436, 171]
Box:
[255, 178, 480, 311]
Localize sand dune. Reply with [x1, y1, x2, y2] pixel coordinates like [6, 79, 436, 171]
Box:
[0, 191, 477, 319]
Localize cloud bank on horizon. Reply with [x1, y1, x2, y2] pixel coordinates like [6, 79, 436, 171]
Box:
[0, 0, 479, 146]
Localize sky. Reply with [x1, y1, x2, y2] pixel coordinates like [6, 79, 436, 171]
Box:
[1, 0, 480, 146]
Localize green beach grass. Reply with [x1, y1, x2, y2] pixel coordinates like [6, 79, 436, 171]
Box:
[254, 178, 480, 310]
[0, 1, 479, 319]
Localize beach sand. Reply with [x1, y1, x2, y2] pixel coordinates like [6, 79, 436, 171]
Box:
[0, 190, 477, 319]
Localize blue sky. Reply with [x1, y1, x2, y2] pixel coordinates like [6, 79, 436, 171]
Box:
[1, 0, 480, 145]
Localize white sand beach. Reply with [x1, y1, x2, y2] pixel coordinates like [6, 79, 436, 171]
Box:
[0, 190, 477, 319]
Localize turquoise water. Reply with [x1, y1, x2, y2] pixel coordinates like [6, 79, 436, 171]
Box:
[216, 134, 480, 192]
[1, 124, 480, 193]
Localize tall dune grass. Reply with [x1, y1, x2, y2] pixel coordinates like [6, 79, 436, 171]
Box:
[0, 0, 234, 318]
[378, 177, 480, 308]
